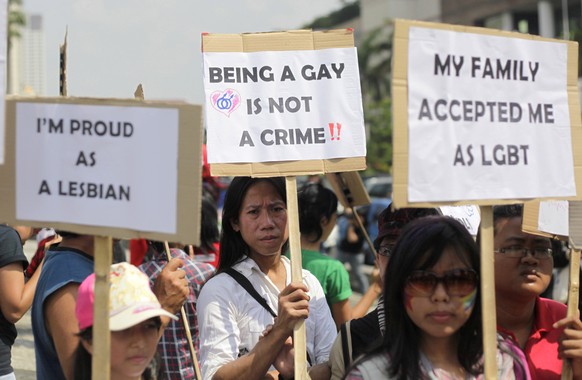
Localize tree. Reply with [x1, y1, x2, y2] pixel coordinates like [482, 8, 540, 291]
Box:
[8, 0, 25, 49]
[357, 25, 393, 174]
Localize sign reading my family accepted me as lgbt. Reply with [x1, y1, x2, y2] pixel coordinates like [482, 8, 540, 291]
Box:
[392, 20, 582, 206]
[0, 97, 202, 244]
[203, 35, 366, 165]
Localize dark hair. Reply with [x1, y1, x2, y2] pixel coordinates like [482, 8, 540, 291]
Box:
[217, 177, 287, 273]
[492, 204, 523, 234]
[73, 318, 162, 379]
[56, 230, 81, 239]
[382, 216, 482, 379]
[297, 183, 338, 243]
[199, 195, 220, 253]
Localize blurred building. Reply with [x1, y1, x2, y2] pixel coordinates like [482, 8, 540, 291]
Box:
[9, 13, 46, 96]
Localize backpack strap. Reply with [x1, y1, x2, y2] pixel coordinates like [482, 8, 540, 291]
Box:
[340, 321, 353, 371]
[224, 268, 278, 318]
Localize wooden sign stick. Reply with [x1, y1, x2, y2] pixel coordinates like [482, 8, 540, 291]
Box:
[478, 206, 498, 379]
[286, 177, 310, 380]
[334, 174, 377, 256]
[163, 242, 202, 380]
[93, 236, 112, 380]
[562, 247, 581, 380]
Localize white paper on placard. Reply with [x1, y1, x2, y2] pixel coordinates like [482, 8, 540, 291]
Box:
[538, 200, 569, 236]
[0, 1, 7, 165]
[203, 48, 366, 164]
[15, 103, 179, 234]
[407, 27, 575, 202]
[439, 205, 480, 236]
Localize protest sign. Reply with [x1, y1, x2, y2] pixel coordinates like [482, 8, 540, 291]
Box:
[202, 29, 366, 177]
[439, 205, 480, 236]
[523, 201, 569, 239]
[392, 19, 581, 208]
[0, 96, 203, 244]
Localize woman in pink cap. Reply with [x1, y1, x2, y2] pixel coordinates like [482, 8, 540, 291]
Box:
[73, 262, 178, 380]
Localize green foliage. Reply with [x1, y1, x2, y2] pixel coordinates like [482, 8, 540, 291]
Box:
[8, 0, 25, 48]
[364, 97, 392, 173]
[303, 1, 359, 29]
[357, 25, 393, 174]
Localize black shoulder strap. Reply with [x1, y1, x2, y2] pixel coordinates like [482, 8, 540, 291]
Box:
[224, 268, 278, 318]
[340, 322, 351, 371]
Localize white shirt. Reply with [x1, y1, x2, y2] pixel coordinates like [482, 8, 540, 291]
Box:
[197, 256, 336, 380]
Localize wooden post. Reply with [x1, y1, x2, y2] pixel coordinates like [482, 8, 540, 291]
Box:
[562, 248, 581, 380]
[163, 242, 203, 380]
[286, 177, 310, 380]
[92, 236, 112, 380]
[478, 206, 498, 379]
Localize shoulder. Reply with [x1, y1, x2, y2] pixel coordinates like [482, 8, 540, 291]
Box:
[199, 272, 237, 301]
[348, 352, 391, 380]
[0, 225, 26, 267]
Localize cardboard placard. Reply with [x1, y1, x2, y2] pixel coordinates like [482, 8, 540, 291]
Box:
[439, 205, 480, 236]
[0, 96, 203, 244]
[202, 29, 366, 177]
[392, 19, 582, 207]
[522, 201, 567, 239]
[326, 172, 371, 208]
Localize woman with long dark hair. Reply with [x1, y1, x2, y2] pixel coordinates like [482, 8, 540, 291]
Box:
[197, 177, 336, 380]
[345, 216, 529, 379]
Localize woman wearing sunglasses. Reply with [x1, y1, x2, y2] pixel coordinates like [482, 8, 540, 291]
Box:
[345, 215, 529, 380]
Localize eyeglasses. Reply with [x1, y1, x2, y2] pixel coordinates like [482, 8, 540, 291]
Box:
[377, 245, 393, 258]
[405, 269, 478, 297]
[494, 247, 553, 260]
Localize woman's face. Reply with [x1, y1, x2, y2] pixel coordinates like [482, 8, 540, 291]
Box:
[231, 181, 288, 259]
[403, 248, 477, 345]
[109, 319, 160, 380]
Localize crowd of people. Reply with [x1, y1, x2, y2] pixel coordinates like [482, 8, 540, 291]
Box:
[1, 175, 582, 379]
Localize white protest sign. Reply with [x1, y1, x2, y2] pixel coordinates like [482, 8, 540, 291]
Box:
[0, 1, 7, 165]
[439, 205, 480, 236]
[407, 27, 575, 202]
[538, 200, 569, 236]
[15, 102, 179, 233]
[203, 48, 365, 164]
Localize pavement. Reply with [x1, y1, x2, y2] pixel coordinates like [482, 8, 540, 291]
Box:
[11, 240, 376, 378]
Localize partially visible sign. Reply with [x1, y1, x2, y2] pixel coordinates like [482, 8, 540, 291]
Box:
[203, 48, 365, 164]
[439, 205, 480, 236]
[391, 20, 581, 207]
[538, 200, 569, 236]
[0, 97, 203, 244]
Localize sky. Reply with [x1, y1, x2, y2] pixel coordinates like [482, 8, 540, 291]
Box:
[22, 0, 346, 104]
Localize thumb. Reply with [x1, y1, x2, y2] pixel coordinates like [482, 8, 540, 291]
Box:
[165, 257, 184, 271]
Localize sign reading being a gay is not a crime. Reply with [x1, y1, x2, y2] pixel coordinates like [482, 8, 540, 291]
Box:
[203, 45, 366, 164]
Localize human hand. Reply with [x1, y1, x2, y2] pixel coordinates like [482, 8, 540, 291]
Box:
[153, 258, 189, 314]
[554, 311, 582, 377]
[274, 282, 310, 336]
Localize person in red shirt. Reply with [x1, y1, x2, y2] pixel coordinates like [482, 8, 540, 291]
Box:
[492, 204, 582, 379]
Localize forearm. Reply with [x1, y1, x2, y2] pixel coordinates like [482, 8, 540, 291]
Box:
[213, 328, 288, 380]
[351, 281, 381, 319]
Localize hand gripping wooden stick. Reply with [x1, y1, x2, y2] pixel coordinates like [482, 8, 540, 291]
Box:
[164, 242, 202, 380]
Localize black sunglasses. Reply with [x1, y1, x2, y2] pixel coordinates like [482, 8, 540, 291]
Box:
[405, 268, 478, 297]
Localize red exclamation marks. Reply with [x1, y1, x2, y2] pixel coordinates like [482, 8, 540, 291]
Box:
[328, 123, 342, 141]
[328, 123, 335, 140]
